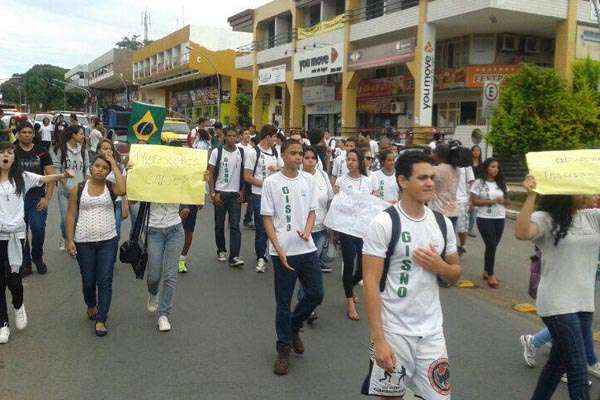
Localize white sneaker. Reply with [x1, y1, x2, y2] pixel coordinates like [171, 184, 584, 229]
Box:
[58, 237, 65, 251]
[14, 305, 27, 330]
[520, 334, 537, 367]
[255, 258, 266, 273]
[229, 257, 245, 268]
[147, 294, 159, 313]
[217, 251, 227, 262]
[589, 362, 600, 379]
[0, 324, 9, 344]
[561, 373, 592, 386]
[158, 315, 171, 332]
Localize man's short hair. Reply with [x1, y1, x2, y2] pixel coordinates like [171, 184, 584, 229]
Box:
[395, 150, 432, 179]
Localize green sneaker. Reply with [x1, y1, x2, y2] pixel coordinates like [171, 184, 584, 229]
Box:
[178, 259, 188, 273]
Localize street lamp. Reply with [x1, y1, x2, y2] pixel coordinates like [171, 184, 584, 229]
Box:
[186, 46, 221, 123]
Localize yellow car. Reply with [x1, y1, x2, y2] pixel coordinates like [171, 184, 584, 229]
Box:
[161, 119, 190, 145]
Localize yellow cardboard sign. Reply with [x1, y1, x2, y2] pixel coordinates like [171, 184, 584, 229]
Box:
[127, 144, 207, 205]
[526, 150, 600, 195]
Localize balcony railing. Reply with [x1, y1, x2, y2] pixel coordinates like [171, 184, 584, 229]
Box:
[347, 0, 419, 23]
[236, 30, 293, 53]
[297, 13, 346, 40]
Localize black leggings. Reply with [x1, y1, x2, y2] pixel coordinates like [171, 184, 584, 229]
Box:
[476, 218, 505, 276]
[0, 240, 24, 326]
[339, 233, 363, 298]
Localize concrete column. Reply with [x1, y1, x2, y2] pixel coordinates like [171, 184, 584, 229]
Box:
[554, 0, 579, 88]
[286, 72, 303, 130]
[341, 0, 361, 135]
[230, 76, 238, 125]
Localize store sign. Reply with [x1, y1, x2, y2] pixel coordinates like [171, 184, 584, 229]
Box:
[303, 85, 335, 104]
[348, 38, 416, 71]
[293, 43, 344, 80]
[258, 64, 286, 86]
[357, 76, 414, 100]
[306, 102, 341, 115]
[465, 65, 520, 88]
[417, 24, 436, 126]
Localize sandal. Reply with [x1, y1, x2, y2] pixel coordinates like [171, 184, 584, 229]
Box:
[95, 322, 108, 337]
[487, 276, 500, 289]
[87, 307, 98, 320]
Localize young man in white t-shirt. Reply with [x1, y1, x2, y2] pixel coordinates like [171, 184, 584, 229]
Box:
[361, 151, 461, 399]
[331, 136, 357, 186]
[456, 166, 475, 255]
[261, 139, 324, 376]
[208, 128, 246, 268]
[243, 125, 283, 272]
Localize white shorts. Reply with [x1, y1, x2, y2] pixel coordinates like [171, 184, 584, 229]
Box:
[456, 202, 470, 234]
[362, 331, 450, 399]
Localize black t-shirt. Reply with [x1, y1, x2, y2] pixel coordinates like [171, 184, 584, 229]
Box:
[15, 144, 52, 198]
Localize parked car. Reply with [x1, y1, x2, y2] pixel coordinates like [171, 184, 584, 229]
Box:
[161, 118, 190, 146]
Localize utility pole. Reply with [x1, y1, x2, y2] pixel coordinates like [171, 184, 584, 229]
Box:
[142, 9, 151, 43]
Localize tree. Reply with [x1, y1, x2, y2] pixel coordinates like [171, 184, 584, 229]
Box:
[116, 35, 144, 51]
[487, 64, 600, 156]
[235, 93, 252, 127]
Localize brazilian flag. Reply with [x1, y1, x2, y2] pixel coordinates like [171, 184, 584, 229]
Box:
[127, 102, 167, 144]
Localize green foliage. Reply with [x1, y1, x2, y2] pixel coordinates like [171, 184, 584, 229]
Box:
[488, 64, 600, 156]
[116, 35, 144, 51]
[235, 93, 252, 127]
[573, 58, 600, 103]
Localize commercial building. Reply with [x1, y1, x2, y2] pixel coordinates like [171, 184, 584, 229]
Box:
[229, 0, 599, 136]
[87, 48, 135, 110]
[132, 25, 253, 124]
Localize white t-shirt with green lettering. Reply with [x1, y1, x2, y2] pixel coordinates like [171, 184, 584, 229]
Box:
[260, 171, 318, 257]
[363, 205, 457, 337]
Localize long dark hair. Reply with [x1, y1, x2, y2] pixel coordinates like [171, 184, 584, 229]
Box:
[0, 142, 24, 196]
[57, 125, 86, 170]
[481, 157, 507, 196]
[471, 145, 482, 165]
[346, 148, 368, 177]
[98, 138, 122, 164]
[538, 195, 574, 246]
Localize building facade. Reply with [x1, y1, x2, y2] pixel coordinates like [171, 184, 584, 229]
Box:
[87, 48, 135, 110]
[132, 25, 253, 124]
[230, 0, 599, 136]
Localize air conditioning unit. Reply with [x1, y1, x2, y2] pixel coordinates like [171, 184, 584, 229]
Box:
[390, 102, 406, 114]
[524, 37, 541, 54]
[500, 34, 518, 52]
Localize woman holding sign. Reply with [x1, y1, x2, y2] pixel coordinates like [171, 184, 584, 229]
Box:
[333, 149, 371, 321]
[516, 176, 600, 400]
[470, 158, 509, 289]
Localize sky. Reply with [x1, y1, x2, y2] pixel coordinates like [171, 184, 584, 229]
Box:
[0, 0, 270, 80]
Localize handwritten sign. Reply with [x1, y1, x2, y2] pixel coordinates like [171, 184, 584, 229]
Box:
[526, 150, 600, 195]
[127, 144, 208, 204]
[324, 192, 389, 238]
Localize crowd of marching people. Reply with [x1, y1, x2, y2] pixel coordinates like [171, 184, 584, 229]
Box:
[1, 113, 599, 399]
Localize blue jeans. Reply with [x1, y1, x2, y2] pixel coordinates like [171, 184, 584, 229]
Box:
[214, 192, 242, 261]
[531, 312, 592, 400]
[57, 188, 69, 240]
[339, 232, 363, 298]
[312, 230, 328, 270]
[146, 223, 184, 317]
[252, 194, 267, 261]
[75, 237, 118, 323]
[533, 325, 598, 366]
[23, 193, 48, 265]
[273, 251, 324, 351]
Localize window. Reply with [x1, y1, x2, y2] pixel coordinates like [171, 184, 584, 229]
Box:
[460, 102, 477, 125]
[436, 37, 470, 69]
[366, 0, 384, 20]
[335, 0, 345, 15]
[309, 4, 321, 27]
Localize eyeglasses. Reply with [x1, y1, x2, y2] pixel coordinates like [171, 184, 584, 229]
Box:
[365, 157, 374, 161]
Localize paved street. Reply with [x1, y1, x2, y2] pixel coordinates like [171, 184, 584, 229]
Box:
[2, 202, 600, 400]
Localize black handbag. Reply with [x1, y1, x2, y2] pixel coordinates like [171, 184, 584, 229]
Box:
[119, 202, 150, 279]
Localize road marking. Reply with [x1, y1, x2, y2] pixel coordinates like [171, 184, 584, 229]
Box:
[512, 303, 537, 314]
[457, 280, 475, 288]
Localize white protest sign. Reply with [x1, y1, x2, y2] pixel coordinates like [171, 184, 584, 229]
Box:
[324, 192, 390, 238]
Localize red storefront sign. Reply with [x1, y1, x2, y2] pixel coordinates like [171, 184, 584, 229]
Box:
[465, 65, 521, 88]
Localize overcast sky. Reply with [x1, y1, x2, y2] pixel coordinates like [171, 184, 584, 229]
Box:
[0, 0, 269, 79]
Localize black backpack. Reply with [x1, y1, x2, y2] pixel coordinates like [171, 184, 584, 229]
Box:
[379, 206, 449, 292]
[448, 140, 472, 168]
[119, 202, 150, 279]
[212, 145, 245, 192]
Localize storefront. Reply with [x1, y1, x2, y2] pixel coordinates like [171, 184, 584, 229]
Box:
[168, 76, 232, 122]
[257, 64, 287, 127]
[293, 42, 344, 134]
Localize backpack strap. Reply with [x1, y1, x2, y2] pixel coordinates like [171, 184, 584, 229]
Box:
[212, 146, 223, 187]
[432, 210, 448, 260]
[76, 181, 85, 213]
[77, 180, 117, 213]
[237, 147, 245, 192]
[379, 206, 401, 292]
[252, 146, 262, 176]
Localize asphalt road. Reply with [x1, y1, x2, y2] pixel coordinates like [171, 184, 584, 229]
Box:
[1, 201, 599, 400]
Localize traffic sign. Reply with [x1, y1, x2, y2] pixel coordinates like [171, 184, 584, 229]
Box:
[482, 80, 501, 118]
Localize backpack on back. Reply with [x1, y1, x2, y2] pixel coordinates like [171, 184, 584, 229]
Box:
[213, 145, 245, 192]
[379, 206, 448, 292]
